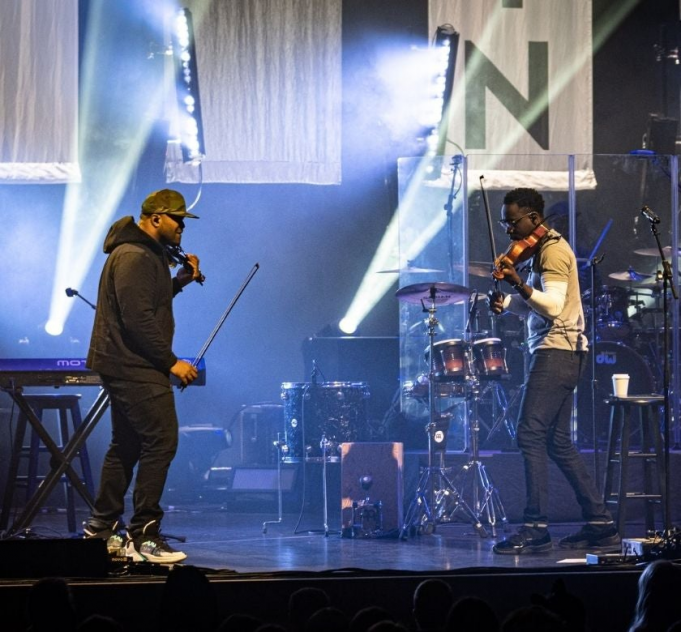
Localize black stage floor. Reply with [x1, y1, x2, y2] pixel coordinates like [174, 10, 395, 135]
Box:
[0, 504, 659, 632]
[2, 447, 678, 631]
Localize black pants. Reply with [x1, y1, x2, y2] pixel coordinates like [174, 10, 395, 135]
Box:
[90, 377, 178, 536]
[516, 349, 612, 529]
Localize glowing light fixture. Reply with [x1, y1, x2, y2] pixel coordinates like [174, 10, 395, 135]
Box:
[172, 8, 205, 162]
[422, 25, 459, 157]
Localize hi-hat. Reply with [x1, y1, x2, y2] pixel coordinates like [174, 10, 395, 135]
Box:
[377, 266, 444, 274]
[634, 246, 681, 257]
[396, 282, 470, 305]
[608, 269, 653, 282]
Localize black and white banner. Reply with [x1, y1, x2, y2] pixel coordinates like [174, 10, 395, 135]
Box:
[429, 0, 594, 189]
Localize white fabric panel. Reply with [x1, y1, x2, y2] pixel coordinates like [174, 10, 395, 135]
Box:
[428, 0, 593, 187]
[166, 0, 342, 185]
[0, 0, 80, 183]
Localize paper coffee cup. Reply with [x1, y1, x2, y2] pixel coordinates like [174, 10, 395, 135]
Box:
[612, 373, 630, 397]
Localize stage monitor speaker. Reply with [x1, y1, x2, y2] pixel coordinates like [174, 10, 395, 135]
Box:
[0, 538, 108, 578]
[231, 466, 297, 492]
[340, 442, 403, 533]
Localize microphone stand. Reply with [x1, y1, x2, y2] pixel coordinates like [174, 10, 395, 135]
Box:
[641, 210, 677, 537]
[444, 156, 463, 282]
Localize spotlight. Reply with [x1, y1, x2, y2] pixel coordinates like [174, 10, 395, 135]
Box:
[338, 318, 358, 335]
[171, 8, 205, 162]
[45, 320, 64, 337]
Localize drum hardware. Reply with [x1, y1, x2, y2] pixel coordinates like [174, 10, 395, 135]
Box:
[343, 476, 385, 539]
[262, 434, 287, 534]
[397, 283, 484, 538]
[440, 375, 508, 536]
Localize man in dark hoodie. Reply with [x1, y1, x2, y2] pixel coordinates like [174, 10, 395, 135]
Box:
[83, 189, 201, 563]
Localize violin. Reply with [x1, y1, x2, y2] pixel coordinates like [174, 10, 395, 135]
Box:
[492, 223, 549, 280]
[165, 244, 206, 285]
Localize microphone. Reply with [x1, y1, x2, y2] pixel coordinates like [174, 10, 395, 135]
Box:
[640, 205, 661, 224]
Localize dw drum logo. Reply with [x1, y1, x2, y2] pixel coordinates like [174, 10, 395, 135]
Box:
[596, 350, 617, 366]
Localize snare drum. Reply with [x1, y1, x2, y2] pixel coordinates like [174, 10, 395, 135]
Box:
[281, 381, 369, 462]
[425, 339, 469, 381]
[472, 338, 508, 378]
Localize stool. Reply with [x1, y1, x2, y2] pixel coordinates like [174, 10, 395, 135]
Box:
[0, 394, 95, 533]
[603, 395, 665, 539]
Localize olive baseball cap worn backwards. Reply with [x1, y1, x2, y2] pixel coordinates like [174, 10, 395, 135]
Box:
[141, 189, 200, 219]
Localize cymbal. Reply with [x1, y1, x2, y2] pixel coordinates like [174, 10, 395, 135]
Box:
[377, 266, 444, 274]
[608, 269, 653, 282]
[395, 282, 470, 305]
[450, 261, 492, 277]
[634, 246, 681, 257]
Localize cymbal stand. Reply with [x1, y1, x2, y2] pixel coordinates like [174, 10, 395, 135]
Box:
[400, 292, 484, 538]
[449, 374, 508, 536]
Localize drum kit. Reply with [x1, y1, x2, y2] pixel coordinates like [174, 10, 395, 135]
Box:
[396, 281, 509, 537]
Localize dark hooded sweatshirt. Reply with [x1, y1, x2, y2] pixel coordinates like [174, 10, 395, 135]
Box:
[87, 216, 182, 385]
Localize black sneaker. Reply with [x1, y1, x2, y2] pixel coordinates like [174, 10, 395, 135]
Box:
[558, 524, 620, 549]
[493, 527, 552, 555]
[126, 521, 187, 564]
[83, 520, 125, 554]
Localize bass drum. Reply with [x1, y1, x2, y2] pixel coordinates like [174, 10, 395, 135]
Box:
[576, 342, 655, 447]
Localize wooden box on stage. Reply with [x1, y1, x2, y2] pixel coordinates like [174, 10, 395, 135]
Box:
[340, 442, 404, 533]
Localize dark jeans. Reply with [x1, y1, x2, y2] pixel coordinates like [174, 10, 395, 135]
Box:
[517, 349, 612, 529]
[90, 377, 178, 536]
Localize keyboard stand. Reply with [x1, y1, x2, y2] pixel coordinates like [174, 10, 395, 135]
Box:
[1, 386, 110, 537]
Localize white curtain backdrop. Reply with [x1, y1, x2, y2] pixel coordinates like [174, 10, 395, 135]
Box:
[428, 0, 594, 189]
[165, 0, 342, 185]
[0, 0, 79, 183]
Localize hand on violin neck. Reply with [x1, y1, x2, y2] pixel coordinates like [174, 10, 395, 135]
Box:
[496, 265, 522, 287]
[487, 289, 505, 314]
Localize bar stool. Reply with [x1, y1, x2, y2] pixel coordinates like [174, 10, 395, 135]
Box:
[0, 394, 95, 533]
[603, 395, 665, 539]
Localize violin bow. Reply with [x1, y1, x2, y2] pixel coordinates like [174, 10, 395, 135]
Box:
[479, 175, 501, 294]
[179, 262, 260, 391]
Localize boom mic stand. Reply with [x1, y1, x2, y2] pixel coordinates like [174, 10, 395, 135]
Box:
[65, 288, 96, 310]
[640, 206, 678, 553]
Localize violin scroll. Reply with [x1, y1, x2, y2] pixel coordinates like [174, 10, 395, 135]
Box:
[166, 244, 206, 285]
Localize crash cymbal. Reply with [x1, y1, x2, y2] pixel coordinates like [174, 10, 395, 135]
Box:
[634, 246, 681, 257]
[377, 266, 444, 274]
[395, 282, 470, 305]
[468, 262, 492, 277]
[608, 268, 653, 282]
